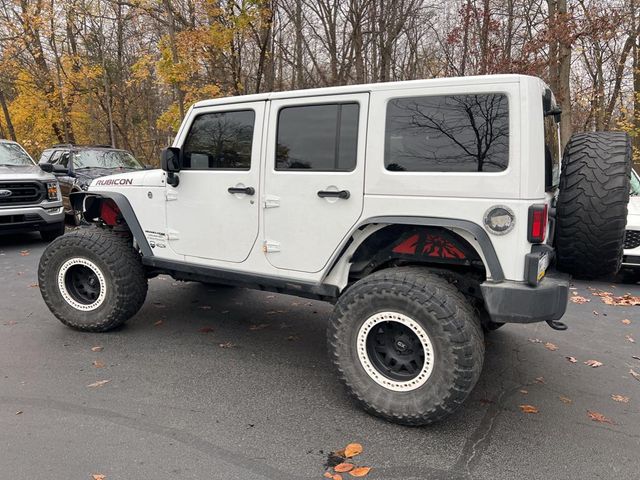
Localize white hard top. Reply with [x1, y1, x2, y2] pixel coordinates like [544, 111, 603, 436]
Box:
[193, 74, 546, 109]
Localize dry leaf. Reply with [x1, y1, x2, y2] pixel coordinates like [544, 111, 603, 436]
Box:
[592, 310, 599, 316]
[334, 463, 354, 473]
[544, 342, 558, 351]
[87, 379, 110, 388]
[219, 342, 236, 348]
[584, 360, 603, 368]
[632, 356, 640, 361]
[535, 376, 545, 384]
[344, 443, 363, 458]
[153, 320, 163, 326]
[198, 327, 214, 333]
[630, 369, 640, 382]
[91, 346, 103, 352]
[559, 396, 572, 404]
[249, 323, 269, 331]
[92, 360, 105, 369]
[349, 467, 372, 477]
[587, 410, 614, 424]
[29, 283, 38, 288]
[622, 319, 631, 325]
[92, 475, 106, 480]
[15, 410, 22, 415]
[592, 291, 613, 297]
[519, 404, 539, 414]
[19, 250, 29, 256]
[519, 389, 528, 394]
[625, 335, 635, 343]
[600, 294, 640, 306]
[611, 394, 629, 403]
[528, 338, 542, 343]
[324, 473, 333, 479]
[569, 295, 590, 304]
[565, 356, 577, 363]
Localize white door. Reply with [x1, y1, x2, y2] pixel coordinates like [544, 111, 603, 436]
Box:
[166, 102, 264, 263]
[263, 94, 368, 272]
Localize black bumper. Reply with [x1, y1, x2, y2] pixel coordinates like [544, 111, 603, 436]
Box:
[480, 271, 570, 324]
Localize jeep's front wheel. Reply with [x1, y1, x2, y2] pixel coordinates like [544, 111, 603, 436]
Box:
[38, 229, 148, 332]
[328, 267, 484, 426]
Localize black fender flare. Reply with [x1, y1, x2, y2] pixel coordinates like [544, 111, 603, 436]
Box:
[69, 191, 153, 257]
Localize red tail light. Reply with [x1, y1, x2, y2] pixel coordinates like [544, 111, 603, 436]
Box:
[528, 204, 548, 243]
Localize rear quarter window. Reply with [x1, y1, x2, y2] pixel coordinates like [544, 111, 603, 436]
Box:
[384, 93, 509, 173]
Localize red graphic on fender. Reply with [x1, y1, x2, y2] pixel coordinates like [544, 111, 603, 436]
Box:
[392, 233, 466, 259]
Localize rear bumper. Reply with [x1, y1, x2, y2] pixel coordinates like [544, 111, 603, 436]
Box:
[0, 204, 65, 234]
[480, 271, 570, 324]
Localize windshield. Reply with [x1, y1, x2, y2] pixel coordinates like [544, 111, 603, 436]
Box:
[0, 142, 35, 166]
[74, 150, 143, 169]
[631, 168, 640, 196]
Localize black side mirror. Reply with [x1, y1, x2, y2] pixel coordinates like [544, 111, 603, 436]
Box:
[161, 147, 181, 187]
[40, 163, 54, 173]
[53, 164, 69, 174]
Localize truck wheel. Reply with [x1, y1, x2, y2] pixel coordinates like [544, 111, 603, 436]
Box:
[40, 222, 66, 242]
[328, 267, 484, 426]
[555, 132, 632, 279]
[38, 229, 148, 332]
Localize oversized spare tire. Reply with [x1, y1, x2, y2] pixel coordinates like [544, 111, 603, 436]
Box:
[555, 132, 632, 279]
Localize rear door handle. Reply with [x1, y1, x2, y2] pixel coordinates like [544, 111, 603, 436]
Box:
[317, 190, 350, 199]
[228, 186, 255, 195]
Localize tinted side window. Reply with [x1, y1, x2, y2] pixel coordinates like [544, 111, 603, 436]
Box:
[182, 110, 255, 170]
[384, 94, 509, 172]
[276, 103, 359, 171]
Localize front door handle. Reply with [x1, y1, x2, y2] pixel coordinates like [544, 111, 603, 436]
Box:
[228, 186, 255, 195]
[317, 190, 350, 199]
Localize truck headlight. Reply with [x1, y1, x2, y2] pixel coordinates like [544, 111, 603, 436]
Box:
[46, 181, 60, 200]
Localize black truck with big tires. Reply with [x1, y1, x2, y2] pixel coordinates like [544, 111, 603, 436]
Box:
[36, 75, 631, 425]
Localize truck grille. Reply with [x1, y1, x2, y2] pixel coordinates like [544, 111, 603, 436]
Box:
[624, 230, 640, 249]
[0, 182, 45, 206]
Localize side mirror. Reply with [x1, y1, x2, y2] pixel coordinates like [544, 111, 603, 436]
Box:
[161, 147, 181, 187]
[40, 163, 54, 173]
[161, 147, 182, 173]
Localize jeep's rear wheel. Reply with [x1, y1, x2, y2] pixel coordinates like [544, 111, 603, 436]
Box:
[555, 132, 632, 279]
[38, 229, 148, 332]
[328, 267, 484, 425]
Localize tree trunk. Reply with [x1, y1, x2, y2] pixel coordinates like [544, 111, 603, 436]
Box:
[0, 88, 17, 141]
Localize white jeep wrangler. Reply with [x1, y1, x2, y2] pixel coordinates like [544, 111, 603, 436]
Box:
[38, 75, 632, 425]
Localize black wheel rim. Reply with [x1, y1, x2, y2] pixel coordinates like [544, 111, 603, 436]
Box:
[64, 264, 101, 305]
[365, 321, 425, 382]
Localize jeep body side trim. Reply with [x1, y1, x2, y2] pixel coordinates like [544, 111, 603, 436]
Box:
[70, 190, 153, 257]
[353, 216, 505, 282]
[142, 256, 339, 300]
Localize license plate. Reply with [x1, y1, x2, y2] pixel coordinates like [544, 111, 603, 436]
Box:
[537, 253, 549, 281]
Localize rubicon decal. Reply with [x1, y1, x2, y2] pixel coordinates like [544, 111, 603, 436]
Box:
[95, 178, 134, 186]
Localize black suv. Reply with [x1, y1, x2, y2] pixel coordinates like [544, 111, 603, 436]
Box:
[39, 145, 144, 224]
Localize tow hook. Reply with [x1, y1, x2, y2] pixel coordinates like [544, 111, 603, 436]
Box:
[546, 320, 568, 331]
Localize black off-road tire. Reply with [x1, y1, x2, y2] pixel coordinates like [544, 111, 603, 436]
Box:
[328, 267, 484, 426]
[38, 229, 148, 332]
[555, 132, 632, 279]
[40, 222, 66, 242]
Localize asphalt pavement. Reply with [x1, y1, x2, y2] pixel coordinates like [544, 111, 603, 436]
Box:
[1, 232, 639, 480]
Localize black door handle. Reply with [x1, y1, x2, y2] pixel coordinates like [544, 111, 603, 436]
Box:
[228, 186, 255, 195]
[317, 190, 350, 199]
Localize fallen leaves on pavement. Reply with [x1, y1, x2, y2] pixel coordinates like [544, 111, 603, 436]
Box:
[92, 475, 106, 480]
[535, 376, 545, 384]
[569, 295, 590, 304]
[519, 404, 539, 414]
[559, 396, 572, 404]
[587, 410, 615, 424]
[565, 356, 577, 363]
[326, 444, 371, 479]
[599, 294, 640, 306]
[519, 389, 528, 394]
[622, 319, 632, 325]
[334, 463, 354, 473]
[19, 250, 29, 256]
[528, 338, 542, 343]
[153, 320, 163, 326]
[584, 360, 603, 368]
[91, 346, 103, 352]
[15, 410, 22, 415]
[218, 342, 236, 348]
[87, 379, 110, 388]
[350, 467, 372, 477]
[544, 342, 558, 351]
[92, 360, 105, 368]
[630, 369, 640, 382]
[625, 335, 635, 343]
[611, 394, 630, 403]
[343, 443, 363, 458]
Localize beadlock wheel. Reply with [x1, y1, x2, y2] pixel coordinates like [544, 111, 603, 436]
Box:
[357, 312, 434, 392]
[57, 257, 107, 311]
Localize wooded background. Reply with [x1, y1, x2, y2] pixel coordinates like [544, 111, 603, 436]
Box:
[0, 0, 639, 167]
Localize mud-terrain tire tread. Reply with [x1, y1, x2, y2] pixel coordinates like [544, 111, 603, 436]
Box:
[555, 132, 632, 279]
[38, 228, 148, 332]
[328, 267, 484, 426]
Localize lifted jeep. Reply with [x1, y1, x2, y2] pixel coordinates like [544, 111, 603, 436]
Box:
[38, 75, 631, 425]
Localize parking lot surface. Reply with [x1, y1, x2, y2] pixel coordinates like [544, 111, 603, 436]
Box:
[1, 232, 639, 480]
